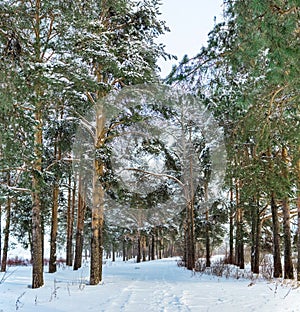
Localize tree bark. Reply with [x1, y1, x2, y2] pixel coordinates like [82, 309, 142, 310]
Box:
[185, 201, 195, 270]
[142, 236, 147, 262]
[74, 175, 86, 270]
[0, 202, 1, 268]
[235, 181, 244, 269]
[66, 174, 75, 266]
[271, 193, 282, 278]
[1, 190, 11, 272]
[90, 104, 105, 285]
[122, 238, 126, 261]
[296, 153, 300, 281]
[112, 243, 116, 262]
[31, 105, 44, 289]
[281, 147, 294, 279]
[49, 182, 59, 273]
[228, 186, 234, 264]
[282, 197, 294, 279]
[151, 234, 155, 260]
[205, 182, 210, 268]
[250, 202, 255, 272]
[251, 199, 260, 274]
[49, 109, 63, 273]
[253, 206, 261, 274]
[136, 235, 141, 263]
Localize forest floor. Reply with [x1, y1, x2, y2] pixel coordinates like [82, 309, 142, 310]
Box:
[0, 257, 299, 312]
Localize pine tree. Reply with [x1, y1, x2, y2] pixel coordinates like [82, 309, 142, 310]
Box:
[0, 0, 96, 288]
[69, 0, 171, 285]
[167, 0, 299, 277]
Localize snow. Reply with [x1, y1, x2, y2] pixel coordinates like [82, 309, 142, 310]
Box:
[0, 258, 299, 312]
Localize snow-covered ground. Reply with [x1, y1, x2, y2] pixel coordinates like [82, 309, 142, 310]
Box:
[0, 258, 299, 312]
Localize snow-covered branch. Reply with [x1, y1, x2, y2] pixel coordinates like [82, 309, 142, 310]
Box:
[123, 167, 184, 188]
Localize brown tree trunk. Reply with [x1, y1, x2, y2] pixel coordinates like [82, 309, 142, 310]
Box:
[185, 201, 195, 270]
[204, 182, 210, 267]
[142, 236, 147, 262]
[32, 186, 44, 289]
[205, 219, 211, 268]
[271, 193, 282, 278]
[250, 203, 255, 272]
[136, 235, 141, 263]
[66, 174, 75, 266]
[251, 200, 260, 274]
[253, 206, 261, 274]
[157, 229, 162, 260]
[297, 191, 300, 281]
[90, 104, 105, 285]
[112, 243, 116, 262]
[282, 198, 294, 279]
[151, 234, 155, 260]
[74, 176, 86, 270]
[281, 147, 294, 279]
[296, 154, 300, 281]
[49, 110, 63, 273]
[235, 182, 244, 269]
[1, 191, 11, 272]
[31, 106, 44, 289]
[228, 187, 234, 264]
[0, 203, 1, 267]
[49, 182, 59, 273]
[122, 238, 126, 261]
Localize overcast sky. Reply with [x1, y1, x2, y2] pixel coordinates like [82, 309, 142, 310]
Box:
[157, 1, 224, 77]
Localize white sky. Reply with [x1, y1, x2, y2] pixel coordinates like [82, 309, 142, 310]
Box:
[157, 0, 224, 77]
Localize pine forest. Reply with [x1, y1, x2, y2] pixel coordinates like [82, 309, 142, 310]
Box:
[0, 0, 299, 303]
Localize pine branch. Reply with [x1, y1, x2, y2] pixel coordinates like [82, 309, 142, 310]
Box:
[123, 167, 184, 188]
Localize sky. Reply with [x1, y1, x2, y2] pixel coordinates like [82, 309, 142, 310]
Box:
[157, 0, 224, 78]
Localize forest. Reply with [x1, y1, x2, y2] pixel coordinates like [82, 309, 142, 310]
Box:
[0, 0, 299, 291]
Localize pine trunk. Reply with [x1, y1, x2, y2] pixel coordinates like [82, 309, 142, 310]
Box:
[250, 203, 255, 272]
[228, 187, 234, 264]
[271, 194, 282, 278]
[185, 201, 195, 270]
[205, 220, 211, 268]
[282, 147, 294, 279]
[49, 113, 62, 273]
[122, 239, 126, 261]
[112, 243, 116, 262]
[253, 208, 261, 274]
[1, 193, 11, 272]
[205, 182, 210, 267]
[251, 200, 260, 274]
[90, 105, 105, 285]
[32, 181, 44, 288]
[49, 183, 59, 273]
[74, 176, 85, 270]
[235, 182, 244, 269]
[142, 236, 147, 262]
[297, 154, 300, 281]
[151, 234, 155, 260]
[282, 198, 294, 279]
[0, 203, 1, 267]
[66, 174, 75, 266]
[136, 235, 141, 263]
[297, 190, 300, 281]
[156, 229, 161, 260]
[31, 106, 44, 289]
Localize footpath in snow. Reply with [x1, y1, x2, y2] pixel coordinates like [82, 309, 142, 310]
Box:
[0, 258, 299, 312]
